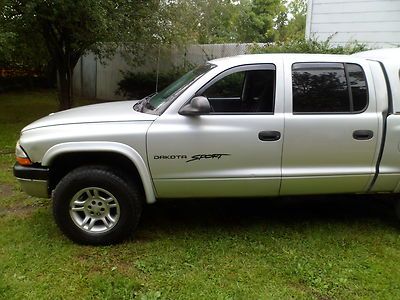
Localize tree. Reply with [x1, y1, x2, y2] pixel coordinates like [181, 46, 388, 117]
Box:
[162, 0, 285, 44]
[237, 0, 284, 43]
[275, 0, 307, 41]
[0, 0, 309, 109]
[0, 16, 49, 72]
[0, 31, 16, 67]
[194, 0, 241, 44]
[161, 0, 242, 44]
[1, 0, 161, 110]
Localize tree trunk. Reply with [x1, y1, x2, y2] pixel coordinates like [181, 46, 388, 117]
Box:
[57, 66, 73, 110]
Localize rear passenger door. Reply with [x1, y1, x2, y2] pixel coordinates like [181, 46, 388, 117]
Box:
[281, 61, 380, 195]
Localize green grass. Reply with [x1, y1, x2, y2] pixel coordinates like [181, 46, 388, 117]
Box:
[1, 90, 400, 299]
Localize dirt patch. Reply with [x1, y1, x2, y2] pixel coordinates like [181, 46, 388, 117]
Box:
[0, 183, 13, 197]
[0, 205, 37, 218]
[0, 148, 14, 155]
[0, 203, 37, 218]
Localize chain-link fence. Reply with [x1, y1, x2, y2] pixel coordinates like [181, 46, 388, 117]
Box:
[73, 43, 265, 100]
[176, 43, 256, 64]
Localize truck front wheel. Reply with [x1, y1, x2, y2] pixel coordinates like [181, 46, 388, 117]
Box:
[396, 199, 400, 221]
[53, 166, 142, 245]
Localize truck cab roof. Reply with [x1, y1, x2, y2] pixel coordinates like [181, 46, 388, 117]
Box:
[353, 48, 400, 61]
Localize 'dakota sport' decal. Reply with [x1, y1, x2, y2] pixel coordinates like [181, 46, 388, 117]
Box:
[153, 153, 230, 163]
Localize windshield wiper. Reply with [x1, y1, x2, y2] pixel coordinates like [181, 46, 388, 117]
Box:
[133, 93, 157, 112]
[142, 93, 158, 111]
[145, 101, 155, 110]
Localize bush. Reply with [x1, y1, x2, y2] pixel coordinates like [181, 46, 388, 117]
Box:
[250, 36, 368, 55]
[116, 67, 191, 99]
[0, 75, 52, 93]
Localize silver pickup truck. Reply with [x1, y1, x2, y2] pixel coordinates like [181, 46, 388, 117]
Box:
[13, 48, 400, 244]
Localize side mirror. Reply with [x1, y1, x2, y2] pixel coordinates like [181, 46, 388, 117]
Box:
[179, 96, 211, 116]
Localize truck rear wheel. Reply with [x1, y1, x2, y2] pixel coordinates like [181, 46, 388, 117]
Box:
[53, 166, 142, 245]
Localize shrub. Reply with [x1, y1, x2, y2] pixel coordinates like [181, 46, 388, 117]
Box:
[0, 66, 55, 93]
[116, 67, 192, 99]
[0, 75, 52, 93]
[250, 36, 368, 55]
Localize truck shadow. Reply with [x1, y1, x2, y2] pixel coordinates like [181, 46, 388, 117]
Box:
[138, 194, 398, 237]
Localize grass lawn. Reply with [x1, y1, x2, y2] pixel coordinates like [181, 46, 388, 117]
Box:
[0, 90, 400, 299]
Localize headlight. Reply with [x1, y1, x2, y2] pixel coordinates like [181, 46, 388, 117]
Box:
[15, 141, 32, 166]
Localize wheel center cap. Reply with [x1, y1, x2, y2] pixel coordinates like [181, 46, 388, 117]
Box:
[86, 198, 107, 216]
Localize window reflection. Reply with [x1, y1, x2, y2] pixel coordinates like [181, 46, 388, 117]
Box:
[292, 63, 367, 113]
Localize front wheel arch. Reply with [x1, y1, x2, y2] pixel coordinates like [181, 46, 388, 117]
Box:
[43, 142, 156, 203]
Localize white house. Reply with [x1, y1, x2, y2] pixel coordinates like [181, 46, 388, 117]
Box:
[306, 0, 400, 48]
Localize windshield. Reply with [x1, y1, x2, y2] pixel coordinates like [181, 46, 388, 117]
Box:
[142, 63, 216, 113]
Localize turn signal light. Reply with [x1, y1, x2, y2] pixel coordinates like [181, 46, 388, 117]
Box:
[16, 157, 32, 166]
[15, 141, 32, 166]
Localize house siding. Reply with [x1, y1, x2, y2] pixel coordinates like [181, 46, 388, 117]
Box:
[306, 0, 400, 48]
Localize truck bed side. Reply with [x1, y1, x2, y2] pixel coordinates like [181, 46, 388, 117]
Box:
[369, 56, 400, 192]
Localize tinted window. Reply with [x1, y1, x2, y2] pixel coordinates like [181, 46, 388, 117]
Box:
[292, 64, 349, 113]
[202, 69, 275, 113]
[204, 72, 244, 98]
[347, 64, 368, 112]
[292, 63, 368, 113]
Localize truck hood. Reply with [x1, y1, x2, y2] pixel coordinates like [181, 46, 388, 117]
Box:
[22, 100, 158, 131]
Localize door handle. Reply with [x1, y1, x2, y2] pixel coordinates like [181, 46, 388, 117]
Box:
[258, 131, 281, 141]
[353, 130, 374, 140]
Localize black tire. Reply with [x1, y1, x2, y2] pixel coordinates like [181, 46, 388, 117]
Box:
[396, 199, 400, 221]
[53, 166, 143, 245]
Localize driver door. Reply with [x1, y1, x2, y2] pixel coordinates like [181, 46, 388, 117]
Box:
[147, 63, 284, 198]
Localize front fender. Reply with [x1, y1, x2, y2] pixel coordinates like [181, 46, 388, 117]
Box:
[42, 141, 156, 204]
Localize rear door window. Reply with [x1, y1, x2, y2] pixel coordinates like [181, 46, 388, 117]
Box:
[292, 63, 368, 114]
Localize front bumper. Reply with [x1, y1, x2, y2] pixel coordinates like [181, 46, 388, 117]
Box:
[13, 163, 50, 198]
